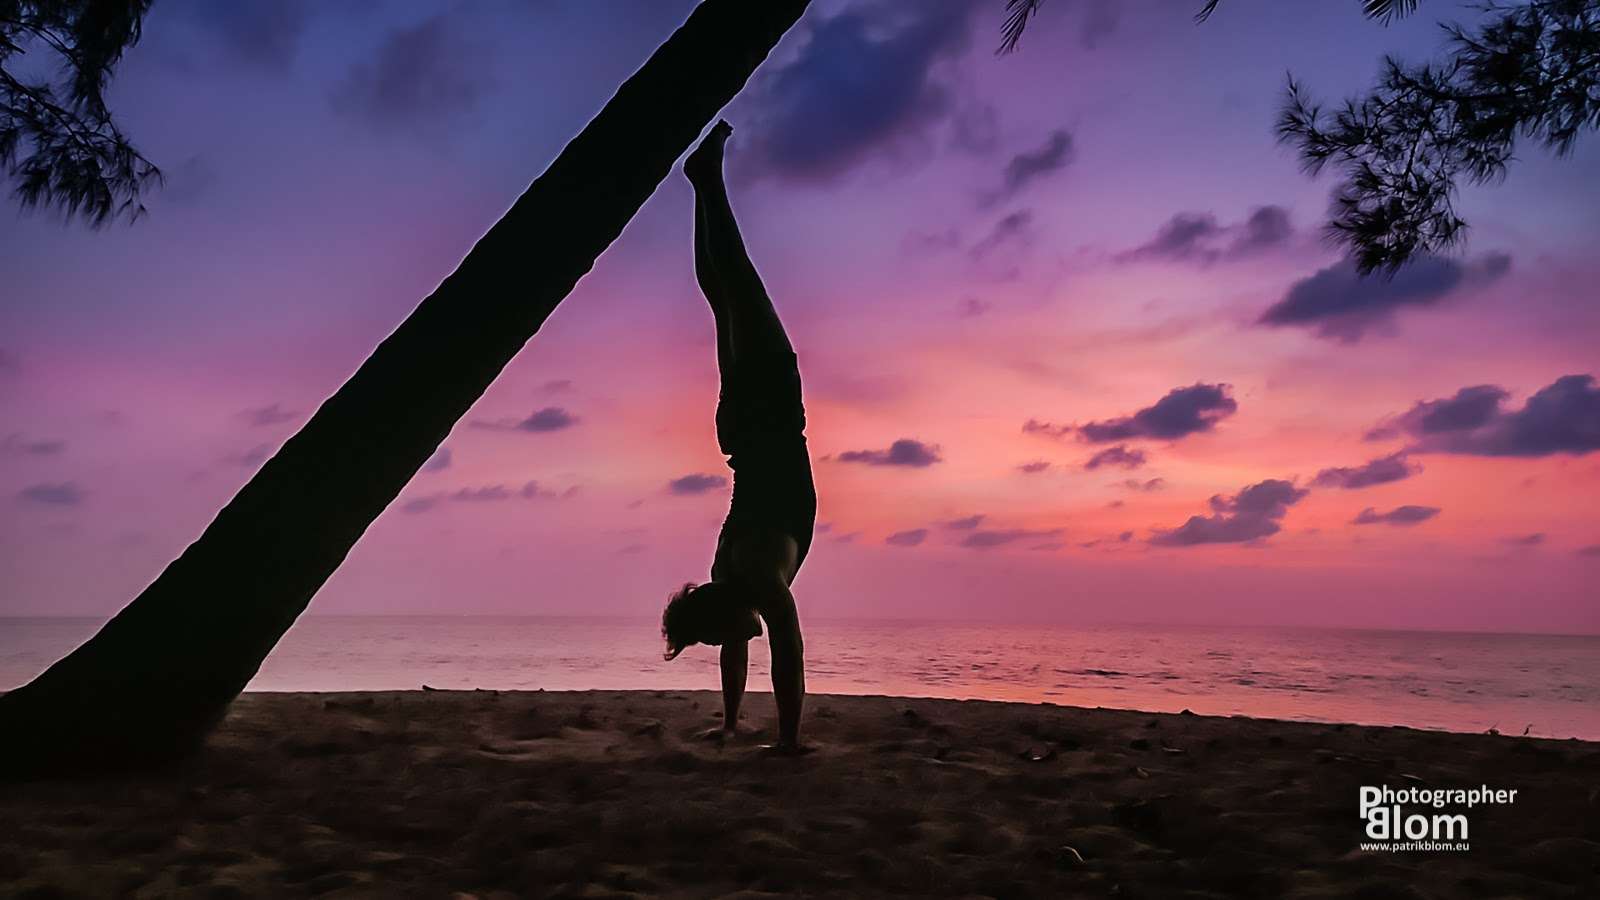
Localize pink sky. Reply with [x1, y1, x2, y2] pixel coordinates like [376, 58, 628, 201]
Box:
[2, 1, 1597, 632]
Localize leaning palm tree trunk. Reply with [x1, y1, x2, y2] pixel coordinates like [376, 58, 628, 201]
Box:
[0, 0, 811, 775]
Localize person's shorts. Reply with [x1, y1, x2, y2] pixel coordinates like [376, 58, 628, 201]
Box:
[716, 351, 817, 567]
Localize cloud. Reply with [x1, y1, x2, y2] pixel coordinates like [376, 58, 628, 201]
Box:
[542, 379, 574, 393]
[1115, 206, 1292, 265]
[421, 447, 452, 473]
[240, 403, 298, 427]
[1370, 375, 1600, 458]
[960, 528, 1064, 549]
[1117, 477, 1166, 492]
[521, 482, 574, 500]
[472, 407, 579, 434]
[402, 480, 574, 513]
[1233, 205, 1294, 254]
[1503, 533, 1545, 547]
[958, 296, 991, 317]
[1079, 530, 1133, 549]
[743, 0, 975, 180]
[940, 514, 985, 530]
[1117, 213, 1220, 264]
[172, 0, 312, 70]
[1259, 252, 1511, 343]
[1084, 445, 1146, 471]
[1311, 452, 1420, 489]
[1078, 0, 1121, 48]
[904, 228, 963, 255]
[330, 15, 494, 134]
[1017, 460, 1052, 474]
[1577, 545, 1600, 558]
[968, 209, 1035, 260]
[1149, 479, 1307, 546]
[1352, 505, 1441, 527]
[1022, 420, 1070, 438]
[223, 444, 274, 467]
[1, 433, 66, 456]
[1031, 383, 1236, 444]
[453, 485, 512, 503]
[948, 98, 999, 154]
[885, 528, 929, 547]
[667, 473, 729, 496]
[1368, 385, 1507, 440]
[18, 482, 83, 506]
[993, 129, 1074, 201]
[835, 438, 942, 467]
[160, 154, 219, 206]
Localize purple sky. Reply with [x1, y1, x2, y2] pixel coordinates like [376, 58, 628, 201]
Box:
[3, 1, 1598, 632]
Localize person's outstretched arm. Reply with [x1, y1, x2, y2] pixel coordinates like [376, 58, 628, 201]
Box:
[759, 582, 806, 750]
[719, 640, 747, 734]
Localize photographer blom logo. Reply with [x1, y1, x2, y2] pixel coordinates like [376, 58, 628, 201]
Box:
[1357, 785, 1518, 852]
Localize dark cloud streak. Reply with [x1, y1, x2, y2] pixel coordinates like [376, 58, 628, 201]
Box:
[18, 482, 84, 506]
[1370, 375, 1600, 458]
[1259, 252, 1511, 343]
[331, 15, 494, 134]
[744, 0, 976, 180]
[836, 439, 943, 468]
[1352, 505, 1441, 526]
[1149, 479, 1307, 546]
[667, 473, 728, 496]
[1312, 452, 1419, 489]
[1084, 445, 1146, 471]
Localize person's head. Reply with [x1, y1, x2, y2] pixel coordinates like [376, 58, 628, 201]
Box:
[661, 580, 759, 660]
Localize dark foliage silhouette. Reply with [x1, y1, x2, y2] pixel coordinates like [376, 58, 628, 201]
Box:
[1280, 0, 1600, 273]
[1, 0, 160, 224]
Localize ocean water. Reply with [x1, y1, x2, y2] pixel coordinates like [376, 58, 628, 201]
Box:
[3, 616, 1597, 740]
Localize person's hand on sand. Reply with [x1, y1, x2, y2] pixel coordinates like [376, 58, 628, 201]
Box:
[758, 741, 816, 757]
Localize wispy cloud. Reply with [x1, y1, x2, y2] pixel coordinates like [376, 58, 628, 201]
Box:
[1260, 252, 1511, 343]
[667, 473, 728, 496]
[471, 407, 580, 434]
[1352, 505, 1440, 527]
[18, 482, 84, 506]
[1150, 479, 1307, 546]
[1028, 383, 1236, 444]
[1367, 375, 1600, 458]
[1084, 445, 1146, 471]
[835, 439, 943, 468]
[1311, 452, 1419, 489]
[1116, 205, 1292, 265]
[885, 528, 929, 547]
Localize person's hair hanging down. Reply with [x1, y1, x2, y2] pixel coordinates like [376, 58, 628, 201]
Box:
[659, 120, 816, 754]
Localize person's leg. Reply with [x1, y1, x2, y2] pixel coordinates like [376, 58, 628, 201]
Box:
[685, 121, 793, 364]
[694, 195, 735, 380]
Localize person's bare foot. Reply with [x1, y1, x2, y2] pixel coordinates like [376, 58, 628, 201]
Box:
[684, 119, 733, 186]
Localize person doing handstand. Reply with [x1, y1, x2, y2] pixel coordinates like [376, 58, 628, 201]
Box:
[661, 120, 815, 753]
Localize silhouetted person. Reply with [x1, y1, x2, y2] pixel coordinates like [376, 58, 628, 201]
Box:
[662, 121, 815, 753]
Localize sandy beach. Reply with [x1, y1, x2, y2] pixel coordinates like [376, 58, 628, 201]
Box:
[3, 690, 1596, 898]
